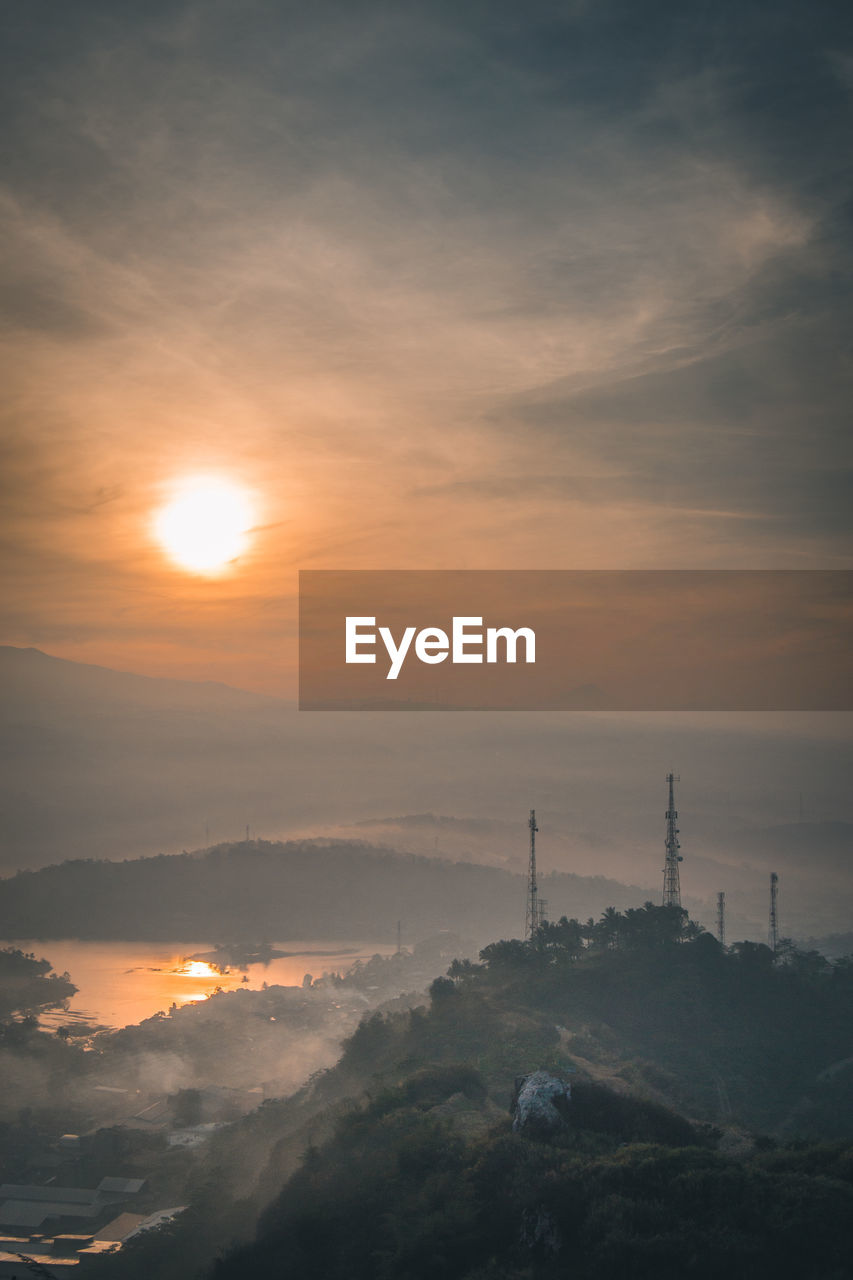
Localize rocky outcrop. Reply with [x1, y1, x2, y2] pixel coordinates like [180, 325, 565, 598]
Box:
[511, 1070, 571, 1135]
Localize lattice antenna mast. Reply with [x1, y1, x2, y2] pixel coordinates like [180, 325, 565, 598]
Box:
[769, 873, 779, 954]
[716, 892, 726, 948]
[662, 773, 683, 908]
[525, 809, 547, 939]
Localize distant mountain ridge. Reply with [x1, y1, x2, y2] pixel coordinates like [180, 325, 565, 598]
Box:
[0, 643, 282, 710]
[0, 838, 645, 945]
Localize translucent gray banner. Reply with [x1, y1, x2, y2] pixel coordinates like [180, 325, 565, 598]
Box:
[299, 570, 852, 710]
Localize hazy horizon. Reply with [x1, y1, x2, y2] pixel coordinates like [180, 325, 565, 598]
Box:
[2, 643, 851, 945]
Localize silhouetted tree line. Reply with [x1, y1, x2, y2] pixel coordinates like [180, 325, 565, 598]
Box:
[0, 945, 76, 1020]
[479, 902, 701, 969]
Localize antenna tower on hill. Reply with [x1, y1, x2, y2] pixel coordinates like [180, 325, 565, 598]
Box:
[769, 872, 779, 954]
[525, 809, 547, 939]
[662, 773, 683, 908]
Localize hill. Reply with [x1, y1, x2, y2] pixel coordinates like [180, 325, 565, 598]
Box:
[0, 839, 643, 945]
[210, 1087, 853, 1280]
[83, 909, 853, 1280]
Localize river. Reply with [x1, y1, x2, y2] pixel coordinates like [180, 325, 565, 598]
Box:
[3, 937, 394, 1030]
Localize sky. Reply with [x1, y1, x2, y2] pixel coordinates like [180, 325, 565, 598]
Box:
[1, 0, 852, 693]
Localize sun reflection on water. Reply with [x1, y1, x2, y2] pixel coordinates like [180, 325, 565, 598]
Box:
[177, 960, 222, 980]
[9, 939, 396, 1031]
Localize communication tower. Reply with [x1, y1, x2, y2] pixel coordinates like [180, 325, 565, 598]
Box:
[662, 773, 683, 908]
[769, 872, 779, 954]
[525, 809, 547, 939]
[716, 891, 726, 947]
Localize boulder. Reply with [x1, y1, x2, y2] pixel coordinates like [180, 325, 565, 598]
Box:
[511, 1070, 571, 1135]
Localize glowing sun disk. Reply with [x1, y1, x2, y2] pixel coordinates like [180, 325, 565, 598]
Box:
[155, 478, 254, 574]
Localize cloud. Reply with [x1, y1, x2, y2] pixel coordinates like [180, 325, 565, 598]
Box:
[0, 0, 850, 681]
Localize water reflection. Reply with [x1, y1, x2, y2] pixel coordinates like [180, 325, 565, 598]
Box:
[5, 938, 392, 1030]
[176, 959, 224, 980]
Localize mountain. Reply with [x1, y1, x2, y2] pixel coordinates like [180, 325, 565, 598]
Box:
[1, 646, 851, 938]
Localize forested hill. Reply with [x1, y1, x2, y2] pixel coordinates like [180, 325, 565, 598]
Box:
[100, 907, 853, 1280]
[0, 839, 642, 943]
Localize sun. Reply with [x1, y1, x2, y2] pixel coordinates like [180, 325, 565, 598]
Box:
[154, 477, 255, 574]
